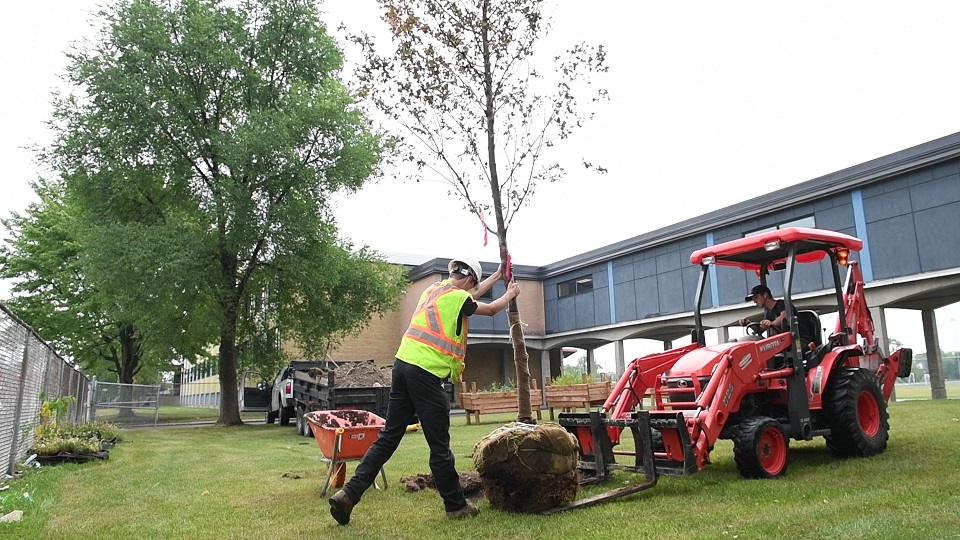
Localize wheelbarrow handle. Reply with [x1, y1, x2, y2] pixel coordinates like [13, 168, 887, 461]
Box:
[335, 427, 345, 453]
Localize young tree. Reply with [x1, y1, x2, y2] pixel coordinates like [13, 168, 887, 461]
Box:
[45, 0, 407, 424]
[350, 0, 607, 422]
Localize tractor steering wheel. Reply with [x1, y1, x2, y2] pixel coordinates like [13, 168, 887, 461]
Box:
[744, 321, 765, 336]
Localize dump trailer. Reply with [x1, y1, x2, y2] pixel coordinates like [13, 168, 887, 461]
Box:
[266, 360, 391, 437]
[553, 227, 912, 512]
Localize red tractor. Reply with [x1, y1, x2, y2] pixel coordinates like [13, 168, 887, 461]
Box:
[553, 227, 912, 512]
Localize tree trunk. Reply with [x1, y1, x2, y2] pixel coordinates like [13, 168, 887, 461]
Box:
[217, 248, 243, 425]
[480, 0, 534, 423]
[117, 323, 141, 418]
[217, 302, 242, 425]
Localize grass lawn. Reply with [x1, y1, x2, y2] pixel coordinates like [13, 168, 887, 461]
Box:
[893, 379, 959, 400]
[2, 398, 959, 540]
[95, 405, 266, 424]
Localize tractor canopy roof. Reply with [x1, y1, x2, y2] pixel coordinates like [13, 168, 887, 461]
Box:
[689, 227, 863, 271]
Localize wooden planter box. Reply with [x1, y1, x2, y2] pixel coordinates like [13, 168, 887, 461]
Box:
[544, 375, 612, 420]
[459, 380, 542, 425]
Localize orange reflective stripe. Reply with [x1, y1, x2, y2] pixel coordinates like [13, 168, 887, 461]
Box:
[403, 328, 466, 358]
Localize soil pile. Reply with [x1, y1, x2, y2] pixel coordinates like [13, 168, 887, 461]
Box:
[473, 422, 579, 513]
[307, 359, 392, 387]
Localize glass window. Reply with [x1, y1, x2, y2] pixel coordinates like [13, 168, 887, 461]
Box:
[558, 276, 593, 298]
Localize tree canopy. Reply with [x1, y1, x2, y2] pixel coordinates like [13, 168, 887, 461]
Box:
[29, 0, 406, 424]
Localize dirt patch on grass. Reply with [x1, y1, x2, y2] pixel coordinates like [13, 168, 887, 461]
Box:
[399, 471, 483, 498]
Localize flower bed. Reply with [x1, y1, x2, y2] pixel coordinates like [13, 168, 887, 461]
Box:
[31, 421, 121, 465]
[459, 380, 542, 425]
[544, 374, 612, 420]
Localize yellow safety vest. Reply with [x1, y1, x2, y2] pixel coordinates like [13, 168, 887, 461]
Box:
[396, 279, 471, 383]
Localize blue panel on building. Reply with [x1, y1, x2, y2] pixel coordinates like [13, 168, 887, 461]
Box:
[558, 296, 577, 332]
[657, 270, 685, 315]
[863, 188, 913, 222]
[594, 288, 611, 326]
[915, 203, 960, 272]
[576, 293, 596, 328]
[615, 281, 638, 321]
[868, 215, 921, 279]
[636, 276, 659, 318]
[910, 173, 960, 212]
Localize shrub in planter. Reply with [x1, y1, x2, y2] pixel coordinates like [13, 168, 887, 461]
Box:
[31, 421, 121, 464]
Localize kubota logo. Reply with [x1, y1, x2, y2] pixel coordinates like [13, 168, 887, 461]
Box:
[759, 338, 784, 353]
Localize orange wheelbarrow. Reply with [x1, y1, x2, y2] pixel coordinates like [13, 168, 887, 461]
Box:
[304, 410, 388, 496]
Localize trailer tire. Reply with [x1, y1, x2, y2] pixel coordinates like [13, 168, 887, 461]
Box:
[296, 407, 312, 437]
[733, 416, 789, 479]
[823, 367, 888, 458]
[279, 405, 292, 426]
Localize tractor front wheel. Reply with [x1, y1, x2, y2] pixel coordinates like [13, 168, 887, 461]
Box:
[733, 416, 789, 479]
[823, 367, 889, 457]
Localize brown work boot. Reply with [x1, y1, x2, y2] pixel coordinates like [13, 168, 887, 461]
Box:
[329, 489, 354, 525]
[446, 503, 480, 520]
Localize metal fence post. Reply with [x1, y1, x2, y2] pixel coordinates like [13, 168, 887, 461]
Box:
[6, 333, 31, 477]
[86, 377, 97, 423]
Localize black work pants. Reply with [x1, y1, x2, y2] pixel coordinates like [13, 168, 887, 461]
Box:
[342, 358, 466, 512]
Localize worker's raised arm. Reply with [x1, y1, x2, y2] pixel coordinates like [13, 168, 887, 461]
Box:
[475, 279, 520, 316]
[473, 265, 503, 298]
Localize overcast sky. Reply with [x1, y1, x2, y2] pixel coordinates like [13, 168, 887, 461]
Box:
[2, 0, 960, 356]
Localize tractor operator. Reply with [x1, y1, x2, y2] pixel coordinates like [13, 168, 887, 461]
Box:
[737, 284, 786, 334]
[329, 256, 520, 526]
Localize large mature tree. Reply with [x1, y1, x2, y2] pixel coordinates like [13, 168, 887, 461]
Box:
[45, 0, 407, 425]
[350, 0, 607, 422]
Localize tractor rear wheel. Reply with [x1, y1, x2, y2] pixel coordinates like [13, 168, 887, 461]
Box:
[733, 416, 789, 479]
[823, 367, 888, 457]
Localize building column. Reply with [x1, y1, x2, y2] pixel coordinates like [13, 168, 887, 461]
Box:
[920, 309, 948, 399]
[870, 306, 895, 401]
[540, 349, 551, 407]
[614, 340, 626, 377]
[586, 349, 596, 375]
[716, 327, 730, 344]
[870, 306, 889, 354]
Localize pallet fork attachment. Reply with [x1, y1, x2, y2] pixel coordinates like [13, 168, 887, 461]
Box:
[545, 411, 658, 513]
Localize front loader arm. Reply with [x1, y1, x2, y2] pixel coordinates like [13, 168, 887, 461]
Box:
[603, 344, 699, 444]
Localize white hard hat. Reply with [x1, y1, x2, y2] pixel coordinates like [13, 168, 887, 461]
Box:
[448, 256, 482, 282]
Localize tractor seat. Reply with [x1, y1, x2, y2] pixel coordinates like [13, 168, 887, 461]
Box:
[804, 331, 842, 370]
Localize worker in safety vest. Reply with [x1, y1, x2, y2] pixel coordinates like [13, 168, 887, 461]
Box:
[329, 256, 520, 525]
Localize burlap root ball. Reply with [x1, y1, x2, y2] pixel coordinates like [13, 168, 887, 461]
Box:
[473, 422, 580, 513]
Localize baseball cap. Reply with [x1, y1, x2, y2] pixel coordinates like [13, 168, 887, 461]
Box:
[745, 284, 771, 302]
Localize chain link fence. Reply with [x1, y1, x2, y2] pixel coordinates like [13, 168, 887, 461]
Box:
[88, 381, 160, 427]
[0, 303, 90, 476]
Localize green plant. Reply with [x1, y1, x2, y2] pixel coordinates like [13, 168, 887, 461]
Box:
[551, 373, 598, 386]
[34, 393, 77, 438]
[30, 421, 121, 457]
[480, 379, 517, 393]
